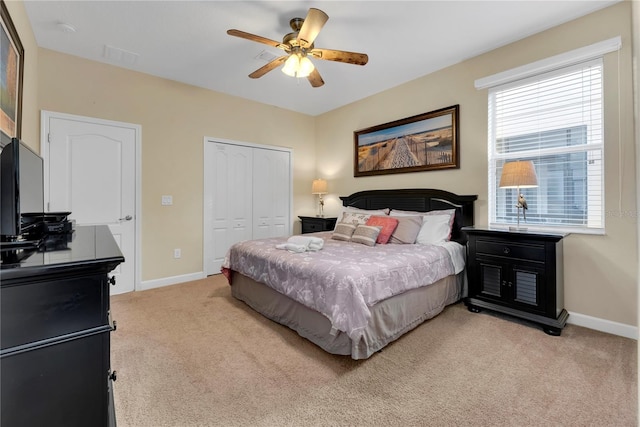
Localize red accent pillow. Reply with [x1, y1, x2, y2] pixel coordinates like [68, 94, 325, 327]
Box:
[366, 215, 399, 244]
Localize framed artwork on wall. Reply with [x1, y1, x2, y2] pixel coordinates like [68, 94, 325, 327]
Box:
[1, 0, 24, 146]
[354, 104, 459, 177]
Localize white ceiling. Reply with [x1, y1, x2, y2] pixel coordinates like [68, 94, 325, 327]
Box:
[24, 0, 619, 116]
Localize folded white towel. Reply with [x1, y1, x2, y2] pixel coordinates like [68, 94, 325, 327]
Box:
[307, 240, 324, 251]
[287, 235, 320, 246]
[288, 236, 324, 250]
[275, 243, 308, 253]
[275, 235, 324, 253]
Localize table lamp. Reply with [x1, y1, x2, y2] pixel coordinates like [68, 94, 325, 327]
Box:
[499, 161, 538, 230]
[311, 179, 328, 217]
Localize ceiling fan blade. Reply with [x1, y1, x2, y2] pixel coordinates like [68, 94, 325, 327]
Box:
[227, 29, 285, 50]
[307, 68, 325, 88]
[249, 56, 288, 79]
[297, 8, 329, 49]
[310, 48, 368, 66]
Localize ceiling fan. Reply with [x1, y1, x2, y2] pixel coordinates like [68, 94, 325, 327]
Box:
[227, 8, 368, 88]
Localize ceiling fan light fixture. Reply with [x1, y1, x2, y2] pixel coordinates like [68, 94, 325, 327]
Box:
[228, 7, 367, 88]
[298, 56, 314, 77]
[282, 54, 300, 77]
[282, 54, 314, 78]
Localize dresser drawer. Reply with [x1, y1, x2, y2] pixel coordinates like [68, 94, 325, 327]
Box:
[476, 239, 546, 262]
[1, 331, 110, 427]
[1, 273, 108, 349]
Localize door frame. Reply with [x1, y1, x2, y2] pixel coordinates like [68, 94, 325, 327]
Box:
[203, 136, 293, 276]
[40, 110, 142, 290]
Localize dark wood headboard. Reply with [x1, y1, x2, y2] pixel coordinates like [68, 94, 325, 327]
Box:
[339, 189, 477, 244]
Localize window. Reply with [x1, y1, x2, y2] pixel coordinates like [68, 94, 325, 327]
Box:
[488, 59, 604, 233]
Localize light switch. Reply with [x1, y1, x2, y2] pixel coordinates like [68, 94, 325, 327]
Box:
[161, 195, 173, 206]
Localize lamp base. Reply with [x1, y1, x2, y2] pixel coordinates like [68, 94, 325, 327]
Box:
[508, 226, 528, 232]
[316, 214, 325, 218]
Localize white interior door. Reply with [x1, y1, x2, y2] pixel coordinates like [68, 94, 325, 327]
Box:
[43, 112, 138, 295]
[206, 142, 253, 274]
[253, 148, 290, 239]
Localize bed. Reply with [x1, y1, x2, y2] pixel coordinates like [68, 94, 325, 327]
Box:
[223, 189, 477, 359]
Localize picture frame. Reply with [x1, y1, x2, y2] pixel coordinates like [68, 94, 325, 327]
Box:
[1, 0, 24, 146]
[354, 104, 459, 177]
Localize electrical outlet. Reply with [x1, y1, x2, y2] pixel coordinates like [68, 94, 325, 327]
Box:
[173, 248, 181, 259]
[162, 195, 173, 206]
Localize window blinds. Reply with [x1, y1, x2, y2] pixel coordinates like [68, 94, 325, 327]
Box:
[488, 59, 604, 232]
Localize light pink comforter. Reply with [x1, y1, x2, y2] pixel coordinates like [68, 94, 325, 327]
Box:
[222, 232, 456, 341]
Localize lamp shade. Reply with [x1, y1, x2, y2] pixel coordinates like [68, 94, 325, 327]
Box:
[282, 54, 315, 78]
[499, 161, 538, 188]
[282, 55, 300, 77]
[311, 179, 328, 194]
[297, 56, 314, 77]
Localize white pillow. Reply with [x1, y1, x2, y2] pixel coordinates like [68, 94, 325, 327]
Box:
[343, 206, 389, 215]
[416, 214, 453, 245]
[423, 209, 456, 240]
[389, 209, 427, 217]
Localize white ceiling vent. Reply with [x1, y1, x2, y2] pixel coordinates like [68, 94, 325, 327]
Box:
[255, 50, 278, 63]
[103, 44, 140, 66]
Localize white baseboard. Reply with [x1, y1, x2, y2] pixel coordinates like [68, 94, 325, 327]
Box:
[138, 271, 206, 292]
[567, 311, 638, 340]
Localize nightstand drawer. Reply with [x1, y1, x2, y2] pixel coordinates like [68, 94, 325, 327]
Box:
[476, 240, 545, 262]
[302, 222, 323, 233]
[299, 216, 337, 234]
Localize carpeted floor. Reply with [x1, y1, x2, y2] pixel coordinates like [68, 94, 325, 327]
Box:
[111, 275, 637, 426]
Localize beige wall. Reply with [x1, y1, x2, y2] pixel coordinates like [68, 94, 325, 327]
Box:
[3, 1, 38, 152]
[5, 1, 637, 327]
[316, 1, 637, 327]
[36, 49, 316, 281]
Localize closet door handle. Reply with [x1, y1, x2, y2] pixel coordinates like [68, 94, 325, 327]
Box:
[119, 215, 133, 221]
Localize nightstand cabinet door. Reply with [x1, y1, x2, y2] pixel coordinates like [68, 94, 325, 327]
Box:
[473, 257, 547, 316]
[464, 227, 568, 335]
[475, 259, 508, 302]
[511, 262, 547, 313]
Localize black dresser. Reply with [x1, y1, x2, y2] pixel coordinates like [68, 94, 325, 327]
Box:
[0, 225, 124, 427]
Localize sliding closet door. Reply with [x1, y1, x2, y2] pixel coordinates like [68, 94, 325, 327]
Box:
[253, 148, 290, 240]
[208, 143, 253, 273]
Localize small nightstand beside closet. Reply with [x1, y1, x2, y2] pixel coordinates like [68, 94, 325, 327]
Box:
[299, 216, 337, 234]
[463, 227, 568, 336]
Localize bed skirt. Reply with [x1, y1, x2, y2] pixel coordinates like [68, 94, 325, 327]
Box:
[230, 271, 466, 359]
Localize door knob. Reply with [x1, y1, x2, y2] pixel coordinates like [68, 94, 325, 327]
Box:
[119, 215, 133, 221]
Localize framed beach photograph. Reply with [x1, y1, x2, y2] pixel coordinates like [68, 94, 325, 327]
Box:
[354, 104, 459, 177]
[1, 0, 24, 145]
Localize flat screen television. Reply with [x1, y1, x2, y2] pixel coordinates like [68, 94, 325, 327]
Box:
[0, 137, 45, 247]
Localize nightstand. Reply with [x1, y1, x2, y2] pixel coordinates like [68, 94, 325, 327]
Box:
[299, 216, 337, 234]
[463, 227, 569, 336]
